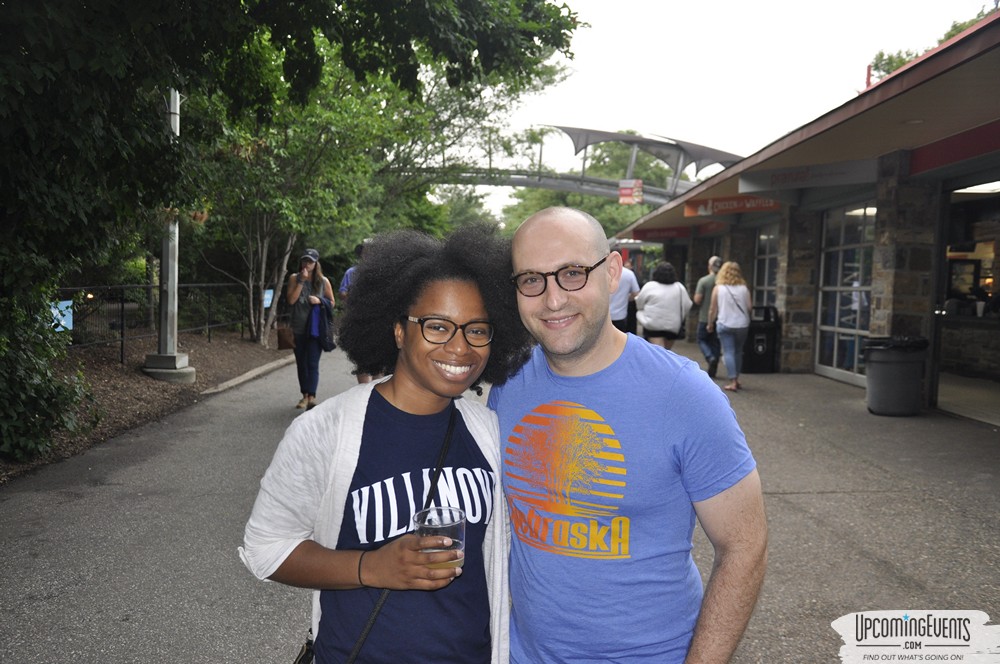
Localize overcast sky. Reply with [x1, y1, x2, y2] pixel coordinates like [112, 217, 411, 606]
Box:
[482, 0, 993, 212]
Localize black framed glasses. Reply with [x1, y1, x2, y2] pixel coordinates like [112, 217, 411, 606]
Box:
[404, 316, 494, 347]
[511, 255, 609, 297]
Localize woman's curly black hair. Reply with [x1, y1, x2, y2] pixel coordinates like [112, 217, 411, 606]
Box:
[337, 222, 533, 388]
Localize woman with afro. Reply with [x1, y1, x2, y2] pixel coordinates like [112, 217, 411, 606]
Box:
[240, 222, 532, 663]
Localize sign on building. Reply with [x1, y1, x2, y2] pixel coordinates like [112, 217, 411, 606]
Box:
[618, 179, 643, 205]
[684, 195, 781, 217]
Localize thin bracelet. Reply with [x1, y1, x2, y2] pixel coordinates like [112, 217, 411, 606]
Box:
[357, 550, 367, 587]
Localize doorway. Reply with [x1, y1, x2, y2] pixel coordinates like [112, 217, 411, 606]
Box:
[934, 183, 1000, 425]
[815, 202, 876, 388]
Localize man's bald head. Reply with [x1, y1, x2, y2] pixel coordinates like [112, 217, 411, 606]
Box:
[513, 207, 609, 261]
[508, 206, 625, 375]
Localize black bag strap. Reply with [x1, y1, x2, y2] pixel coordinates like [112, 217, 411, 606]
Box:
[292, 629, 314, 664]
[727, 286, 747, 317]
[345, 403, 458, 664]
[423, 406, 458, 510]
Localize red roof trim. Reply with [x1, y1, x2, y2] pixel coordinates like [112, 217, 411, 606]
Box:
[909, 119, 1000, 175]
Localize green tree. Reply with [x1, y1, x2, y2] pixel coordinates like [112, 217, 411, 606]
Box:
[870, 5, 998, 81]
[183, 45, 395, 344]
[501, 133, 676, 237]
[185, 45, 561, 345]
[870, 48, 922, 81]
[0, 0, 578, 459]
[941, 4, 999, 41]
[350, 60, 563, 232]
[433, 186, 502, 228]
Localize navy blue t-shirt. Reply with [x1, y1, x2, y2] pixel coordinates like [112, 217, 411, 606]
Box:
[315, 392, 494, 663]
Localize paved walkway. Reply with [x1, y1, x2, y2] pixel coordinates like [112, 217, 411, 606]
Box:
[1, 342, 998, 663]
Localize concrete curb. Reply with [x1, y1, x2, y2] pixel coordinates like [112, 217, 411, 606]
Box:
[199, 354, 297, 395]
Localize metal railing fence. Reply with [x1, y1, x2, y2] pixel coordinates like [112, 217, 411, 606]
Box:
[55, 283, 247, 363]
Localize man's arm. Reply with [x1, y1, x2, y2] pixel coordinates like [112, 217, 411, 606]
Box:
[338, 267, 354, 300]
[686, 468, 768, 663]
[693, 276, 706, 307]
[706, 288, 720, 332]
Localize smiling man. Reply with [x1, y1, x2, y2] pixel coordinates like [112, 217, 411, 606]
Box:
[487, 207, 768, 664]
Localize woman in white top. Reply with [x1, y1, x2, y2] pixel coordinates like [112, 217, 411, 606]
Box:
[635, 261, 692, 350]
[240, 223, 532, 663]
[707, 261, 753, 392]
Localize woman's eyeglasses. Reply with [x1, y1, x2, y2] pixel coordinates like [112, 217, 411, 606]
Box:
[404, 316, 494, 347]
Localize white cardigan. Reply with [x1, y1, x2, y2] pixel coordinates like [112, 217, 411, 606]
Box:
[239, 379, 510, 663]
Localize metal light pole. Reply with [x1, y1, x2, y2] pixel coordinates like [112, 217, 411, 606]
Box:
[143, 88, 196, 384]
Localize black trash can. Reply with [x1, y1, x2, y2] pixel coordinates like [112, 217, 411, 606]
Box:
[742, 306, 780, 373]
[863, 336, 929, 416]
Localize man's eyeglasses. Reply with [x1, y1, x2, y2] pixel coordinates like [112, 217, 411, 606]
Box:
[404, 316, 494, 347]
[511, 255, 609, 297]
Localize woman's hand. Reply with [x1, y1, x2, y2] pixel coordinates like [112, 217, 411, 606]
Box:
[308, 295, 321, 305]
[361, 534, 463, 591]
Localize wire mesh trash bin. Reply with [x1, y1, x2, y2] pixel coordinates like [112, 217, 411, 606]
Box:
[863, 336, 929, 416]
[742, 306, 780, 373]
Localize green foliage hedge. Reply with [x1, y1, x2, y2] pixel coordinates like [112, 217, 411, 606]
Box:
[0, 299, 89, 462]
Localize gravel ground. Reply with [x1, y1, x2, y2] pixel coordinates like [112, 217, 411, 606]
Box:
[0, 329, 293, 485]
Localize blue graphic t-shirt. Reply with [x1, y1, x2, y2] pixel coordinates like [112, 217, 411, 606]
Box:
[315, 391, 494, 664]
[488, 336, 756, 663]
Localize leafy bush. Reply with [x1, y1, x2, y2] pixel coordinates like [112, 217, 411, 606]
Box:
[0, 301, 89, 462]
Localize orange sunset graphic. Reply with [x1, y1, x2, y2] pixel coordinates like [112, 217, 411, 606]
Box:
[505, 400, 630, 559]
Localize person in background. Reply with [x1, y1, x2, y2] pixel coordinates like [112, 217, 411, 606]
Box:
[286, 248, 335, 410]
[625, 259, 640, 334]
[609, 258, 640, 333]
[240, 223, 532, 663]
[489, 207, 767, 664]
[708, 261, 753, 393]
[635, 261, 692, 350]
[693, 256, 724, 377]
[339, 242, 374, 383]
[338, 243, 364, 301]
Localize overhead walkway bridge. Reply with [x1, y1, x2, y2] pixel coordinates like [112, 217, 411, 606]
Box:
[401, 167, 695, 207]
[397, 126, 744, 207]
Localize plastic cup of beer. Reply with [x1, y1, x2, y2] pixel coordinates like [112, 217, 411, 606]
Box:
[413, 506, 465, 569]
